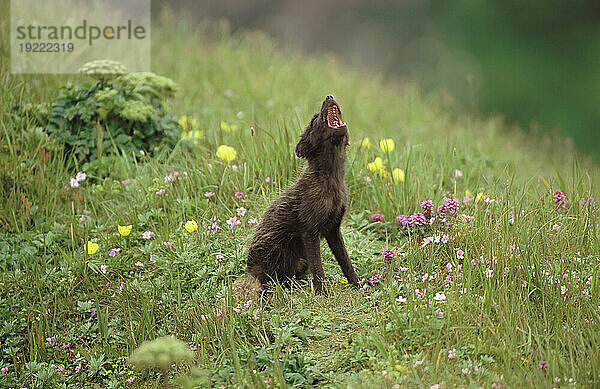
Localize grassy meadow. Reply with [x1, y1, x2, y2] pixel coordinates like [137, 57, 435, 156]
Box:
[1, 13, 599, 388]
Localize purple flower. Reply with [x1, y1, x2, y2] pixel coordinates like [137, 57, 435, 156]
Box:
[438, 198, 460, 217]
[420, 200, 434, 219]
[163, 241, 173, 248]
[539, 360, 549, 370]
[234, 191, 244, 199]
[142, 231, 154, 239]
[265, 177, 271, 184]
[83, 209, 92, 215]
[371, 213, 385, 222]
[109, 248, 121, 257]
[553, 190, 566, 208]
[382, 249, 396, 262]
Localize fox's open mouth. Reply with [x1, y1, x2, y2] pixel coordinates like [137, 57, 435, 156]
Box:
[327, 104, 346, 128]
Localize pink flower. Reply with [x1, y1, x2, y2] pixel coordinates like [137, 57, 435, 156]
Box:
[552, 190, 567, 208]
[100, 264, 107, 274]
[433, 308, 444, 317]
[156, 189, 165, 195]
[135, 261, 144, 267]
[248, 218, 259, 227]
[265, 177, 271, 184]
[236, 207, 247, 217]
[1, 367, 8, 373]
[552, 224, 560, 231]
[539, 360, 549, 369]
[149, 256, 157, 264]
[205, 192, 215, 198]
[121, 179, 131, 185]
[448, 349, 456, 359]
[455, 248, 464, 259]
[142, 231, 154, 239]
[371, 213, 385, 222]
[83, 209, 92, 215]
[109, 248, 121, 257]
[163, 241, 173, 248]
[234, 191, 244, 199]
[420, 200, 434, 219]
[438, 198, 459, 217]
[127, 376, 135, 383]
[382, 249, 396, 262]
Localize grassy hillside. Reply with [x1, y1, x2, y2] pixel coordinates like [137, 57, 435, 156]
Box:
[1, 12, 599, 388]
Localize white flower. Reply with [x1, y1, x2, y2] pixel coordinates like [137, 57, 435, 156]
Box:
[396, 295, 407, 303]
[434, 292, 447, 301]
[76, 172, 87, 182]
[70, 178, 79, 188]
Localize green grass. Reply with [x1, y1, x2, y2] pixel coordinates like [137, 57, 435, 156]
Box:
[1, 11, 599, 388]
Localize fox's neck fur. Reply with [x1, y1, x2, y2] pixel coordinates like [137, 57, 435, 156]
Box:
[305, 144, 347, 190]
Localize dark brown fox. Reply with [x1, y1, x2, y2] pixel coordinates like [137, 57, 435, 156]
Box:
[234, 95, 359, 300]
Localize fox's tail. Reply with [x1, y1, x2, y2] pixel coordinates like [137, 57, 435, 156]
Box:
[232, 274, 263, 304]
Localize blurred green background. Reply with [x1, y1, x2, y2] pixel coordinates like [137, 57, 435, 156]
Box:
[156, 0, 600, 157]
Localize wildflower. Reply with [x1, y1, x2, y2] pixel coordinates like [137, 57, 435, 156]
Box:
[1, 367, 8, 373]
[121, 179, 131, 185]
[382, 249, 396, 262]
[265, 176, 271, 184]
[248, 218, 259, 227]
[379, 138, 395, 153]
[155, 189, 165, 195]
[149, 256, 157, 264]
[360, 137, 371, 149]
[70, 178, 79, 188]
[220, 121, 239, 132]
[474, 192, 484, 203]
[236, 207, 247, 217]
[100, 264, 107, 274]
[216, 145, 237, 162]
[553, 190, 566, 208]
[420, 200, 434, 219]
[539, 360, 549, 370]
[178, 116, 198, 130]
[462, 368, 470, 374]
[455, 248, 464, 259]
[127, 376, 135, 383]
[142, 231, 154, 239]
[434, 308, 444, 317]
[83, 209, 91, 215]
[371, 213, 385, 222]
[461, 214, 474, 222]
[234, 191, 244, 200]
[184, 220, 198, 233]
[79, 215, 86, 223]
[438, 198, 460, 216]
[552, 224, 560, 231]
[434, 292, 447, 301]
[76, 172, 87, 182]
[227, 217, 241, 226]
[109, 248, 120, 257]
[396, 296, 407, 303]
[485, 268, 494, 278]
[367, 157, 383, 172]
[448, 349, 456, 359]
[46, 336, 57, 346]
[135, 261, 144, 267]
[233, 307, 241, 314]
[463, 195, 472, 204]
[118, 224, 132, 237]
[455, 169, 463, 178]
[86, 241, 99, 255]
[392, 168, 405, 183]
[430, 385, 440, 389]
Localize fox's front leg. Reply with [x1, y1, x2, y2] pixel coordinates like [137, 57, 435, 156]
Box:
[301, 232, 325, 294]
[325, 226, 359, 286]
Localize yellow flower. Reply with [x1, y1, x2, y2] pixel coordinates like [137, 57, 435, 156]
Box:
[220, 121, 239, 132]
[475, 192, 484, 203]
[360, 137, 371, 149]
[216, 145, 237, 162]
[392, 168, 405, 183]
[381, 169, 390, 178]
[86, 241, 99, 255]
[367, 157, 383, 172]
[118, 224, 132, 237]
[379, 138, 395, 153]
[178, 116, 198, 130]
[184, 220, 198, 233]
